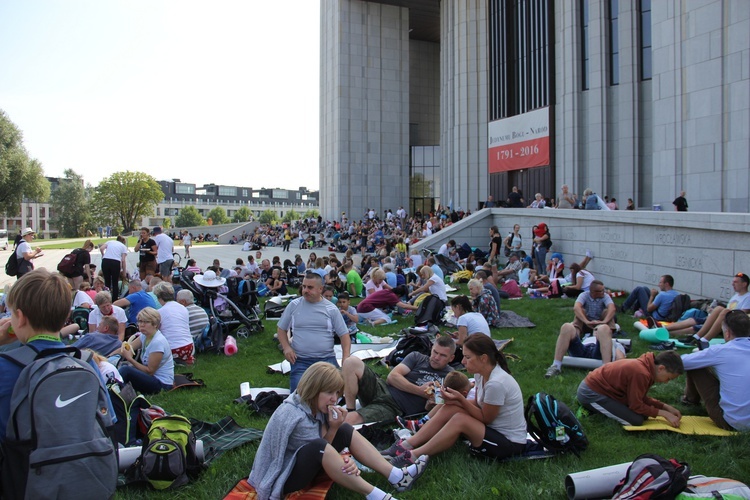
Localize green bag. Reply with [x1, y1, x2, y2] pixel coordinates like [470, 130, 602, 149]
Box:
[136, 415, 204, 490]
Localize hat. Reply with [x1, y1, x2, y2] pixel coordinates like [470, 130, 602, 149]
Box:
[194, 270, 226, 288]
[21, 227, 35, 237]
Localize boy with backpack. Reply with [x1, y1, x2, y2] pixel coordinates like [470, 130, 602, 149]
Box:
[0, 269, 118, 498]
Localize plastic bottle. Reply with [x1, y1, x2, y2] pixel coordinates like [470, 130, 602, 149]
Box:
[224, 335, 238, 356]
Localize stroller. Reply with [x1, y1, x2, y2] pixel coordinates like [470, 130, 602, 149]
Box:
[180, 271, 263, 351]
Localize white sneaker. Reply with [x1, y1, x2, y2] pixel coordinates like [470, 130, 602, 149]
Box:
[586, 249, 593, 259]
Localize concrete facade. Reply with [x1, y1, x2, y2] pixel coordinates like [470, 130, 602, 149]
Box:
[321, 0, 749, 218]
[320, 0, 411, 219]
[412, 208, 750, 301]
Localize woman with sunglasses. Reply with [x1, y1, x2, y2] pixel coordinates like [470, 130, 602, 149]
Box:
[119, 307, 174, 394]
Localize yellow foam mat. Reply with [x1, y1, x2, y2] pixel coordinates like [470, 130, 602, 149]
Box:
[624, 415, 737, 436]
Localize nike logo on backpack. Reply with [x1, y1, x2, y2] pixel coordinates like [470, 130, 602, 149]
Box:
[55, 391, 92, 408]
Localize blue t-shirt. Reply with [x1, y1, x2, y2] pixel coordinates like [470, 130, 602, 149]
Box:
[431, 264, 444, 280]
[652, 289, 679, 320]
[0, 339, 115, 441]
[124, 291, 157, 324]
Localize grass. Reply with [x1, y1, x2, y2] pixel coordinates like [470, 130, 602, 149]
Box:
[114, 286, 750, 499]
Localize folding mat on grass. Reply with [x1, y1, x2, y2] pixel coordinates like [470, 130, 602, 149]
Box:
[623, 415, 737, 436]
[224, 473, 333, 500]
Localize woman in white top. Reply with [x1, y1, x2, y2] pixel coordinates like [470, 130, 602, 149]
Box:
[182, 231, 192, 258]
[382, 334, 526, 464]
[99, 235, 129, 301]
[449, 295, 491, 346]
[561, 263, 595, 297]
[409, 266, 447, 304]
[152, 281, 195, 365]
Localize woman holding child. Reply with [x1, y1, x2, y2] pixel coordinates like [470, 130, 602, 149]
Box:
[249, 362, 428, 499]
[381, 335, 527, 465]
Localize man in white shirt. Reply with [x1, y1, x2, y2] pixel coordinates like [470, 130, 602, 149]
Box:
[87, 291, 128, 340]
[152, 226, 174, 279]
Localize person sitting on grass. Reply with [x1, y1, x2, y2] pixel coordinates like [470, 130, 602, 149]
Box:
[248, 362, 429, 499]
[544, 280, 616, 378]
[341, 336, 456, 425]
[356, 286, 418, 325]
[396, 370, 473, 432]
[467, 279, 501, 328]
[619, 274, 679, 321]
[337, 292, 359, 335]
[449, 295, 490, 347]
[544, 321, 625, 378]
[576, 351, 683, 427]
[119, 307, 174, 395]
[681, 310, 750, 431]
[381, 335, 527, 466]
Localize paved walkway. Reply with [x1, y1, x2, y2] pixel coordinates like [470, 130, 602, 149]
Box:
[0, 240, 351, 288]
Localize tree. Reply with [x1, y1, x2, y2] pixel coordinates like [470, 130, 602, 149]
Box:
[91, 172, 164, 233]
[174, 205, 205, 227]
[162, 218, 171, 229]
[50, 169, 90, 237]
[258, 209, 277, 225]
[303, 209, 320, 219]
[232, 206, 252, 223]
[206, 206, 230, 225]
[282, 209, 301, 223]
[0, 110, 50, 216]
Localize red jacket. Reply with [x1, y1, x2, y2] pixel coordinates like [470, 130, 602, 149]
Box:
[583, 353, 664, 418]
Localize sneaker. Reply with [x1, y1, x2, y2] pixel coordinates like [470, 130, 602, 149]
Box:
[634, 310, 645, 319]
[649, 341, 675, 351]
[679, 335, 701, 346]
[585, 249, 593, 259]
[645, 316, 658, 329]
[544, 365, 562, 378]
[396, 416, 422, 433]
[380, 438, 408, 461]
[392, 453, 428, 492]
[698, 339, 710, 351]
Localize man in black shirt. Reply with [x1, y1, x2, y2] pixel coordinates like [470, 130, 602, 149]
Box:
[672, 191, 688, 212]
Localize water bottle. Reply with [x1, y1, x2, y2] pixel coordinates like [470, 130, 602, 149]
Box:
[224, 335, 238, 356]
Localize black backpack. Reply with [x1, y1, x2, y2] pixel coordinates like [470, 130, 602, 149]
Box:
[109, 381, 153, 446]
[385, 331, 432, 367]
[0, 345, 118, 500]
[525, 392, 588, 456]
[612, 453, 690, 499]
[4, 246, 18, 277]
[414, 294, 445, 327]
[666, 294, 692, 322]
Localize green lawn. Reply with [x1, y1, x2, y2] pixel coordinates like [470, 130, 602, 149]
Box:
[114, 286, 750, 499]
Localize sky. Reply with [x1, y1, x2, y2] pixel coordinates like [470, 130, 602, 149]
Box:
[0, 0, 321, 191]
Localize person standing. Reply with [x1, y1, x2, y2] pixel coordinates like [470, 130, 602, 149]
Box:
[506, 186, 524, 208]
[99, 235, 129, 301]
[14, 228, 43, 279]
[277, 273, 350, 391]
[134, 227, 158, 280]
[59, 240, 95, 290]
[673, 191, 688, 212]
[557, 185, 577, 209]
[152, 226, 174, 279]
[484, 195, 496, 208]
[182, 231, 192, 258]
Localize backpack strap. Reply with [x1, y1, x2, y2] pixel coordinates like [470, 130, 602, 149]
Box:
[0, 344, 38, 369]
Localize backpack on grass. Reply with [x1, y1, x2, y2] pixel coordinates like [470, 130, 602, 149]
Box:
[414, 294, 444, 327]
[130, 415, 205, 490]
[109, 381, 153, 446]
[385, 330, 432, 367]
[676, 476, 750, 499]
[612, 453, 690, 499]
[0, 345, 118, 500]
[667, 294, 692, 322]
[525, 392, 588, 456]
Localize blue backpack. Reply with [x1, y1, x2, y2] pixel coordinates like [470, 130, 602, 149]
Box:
[525, 392, 588, 456]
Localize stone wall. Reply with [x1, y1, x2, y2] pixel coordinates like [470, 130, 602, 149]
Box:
[412, 208, 750, 300]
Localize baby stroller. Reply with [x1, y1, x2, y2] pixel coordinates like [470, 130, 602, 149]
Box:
[224, 277, 264, 336]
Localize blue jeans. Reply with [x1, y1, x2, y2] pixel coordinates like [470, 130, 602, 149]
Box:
[622, 286, 650, 313]
[290, 356, 339, 392]
[535, 246, 548, 274]
[120, 365, 173, 394]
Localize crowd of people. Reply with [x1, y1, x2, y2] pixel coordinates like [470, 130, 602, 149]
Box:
[0, 197, 740, 499]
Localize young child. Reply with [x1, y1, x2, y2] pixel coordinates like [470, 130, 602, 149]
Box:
[336, 292, 359, 336]
[397, 371, 473, 432]
[577, 351, 684, 426]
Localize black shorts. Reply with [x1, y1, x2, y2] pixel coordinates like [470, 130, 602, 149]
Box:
[468, 426, 526, 460]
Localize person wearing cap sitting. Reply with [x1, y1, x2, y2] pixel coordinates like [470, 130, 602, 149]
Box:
[15, 228, 43, 278]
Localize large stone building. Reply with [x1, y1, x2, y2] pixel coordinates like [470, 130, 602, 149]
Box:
[319, 0, 749, 218]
